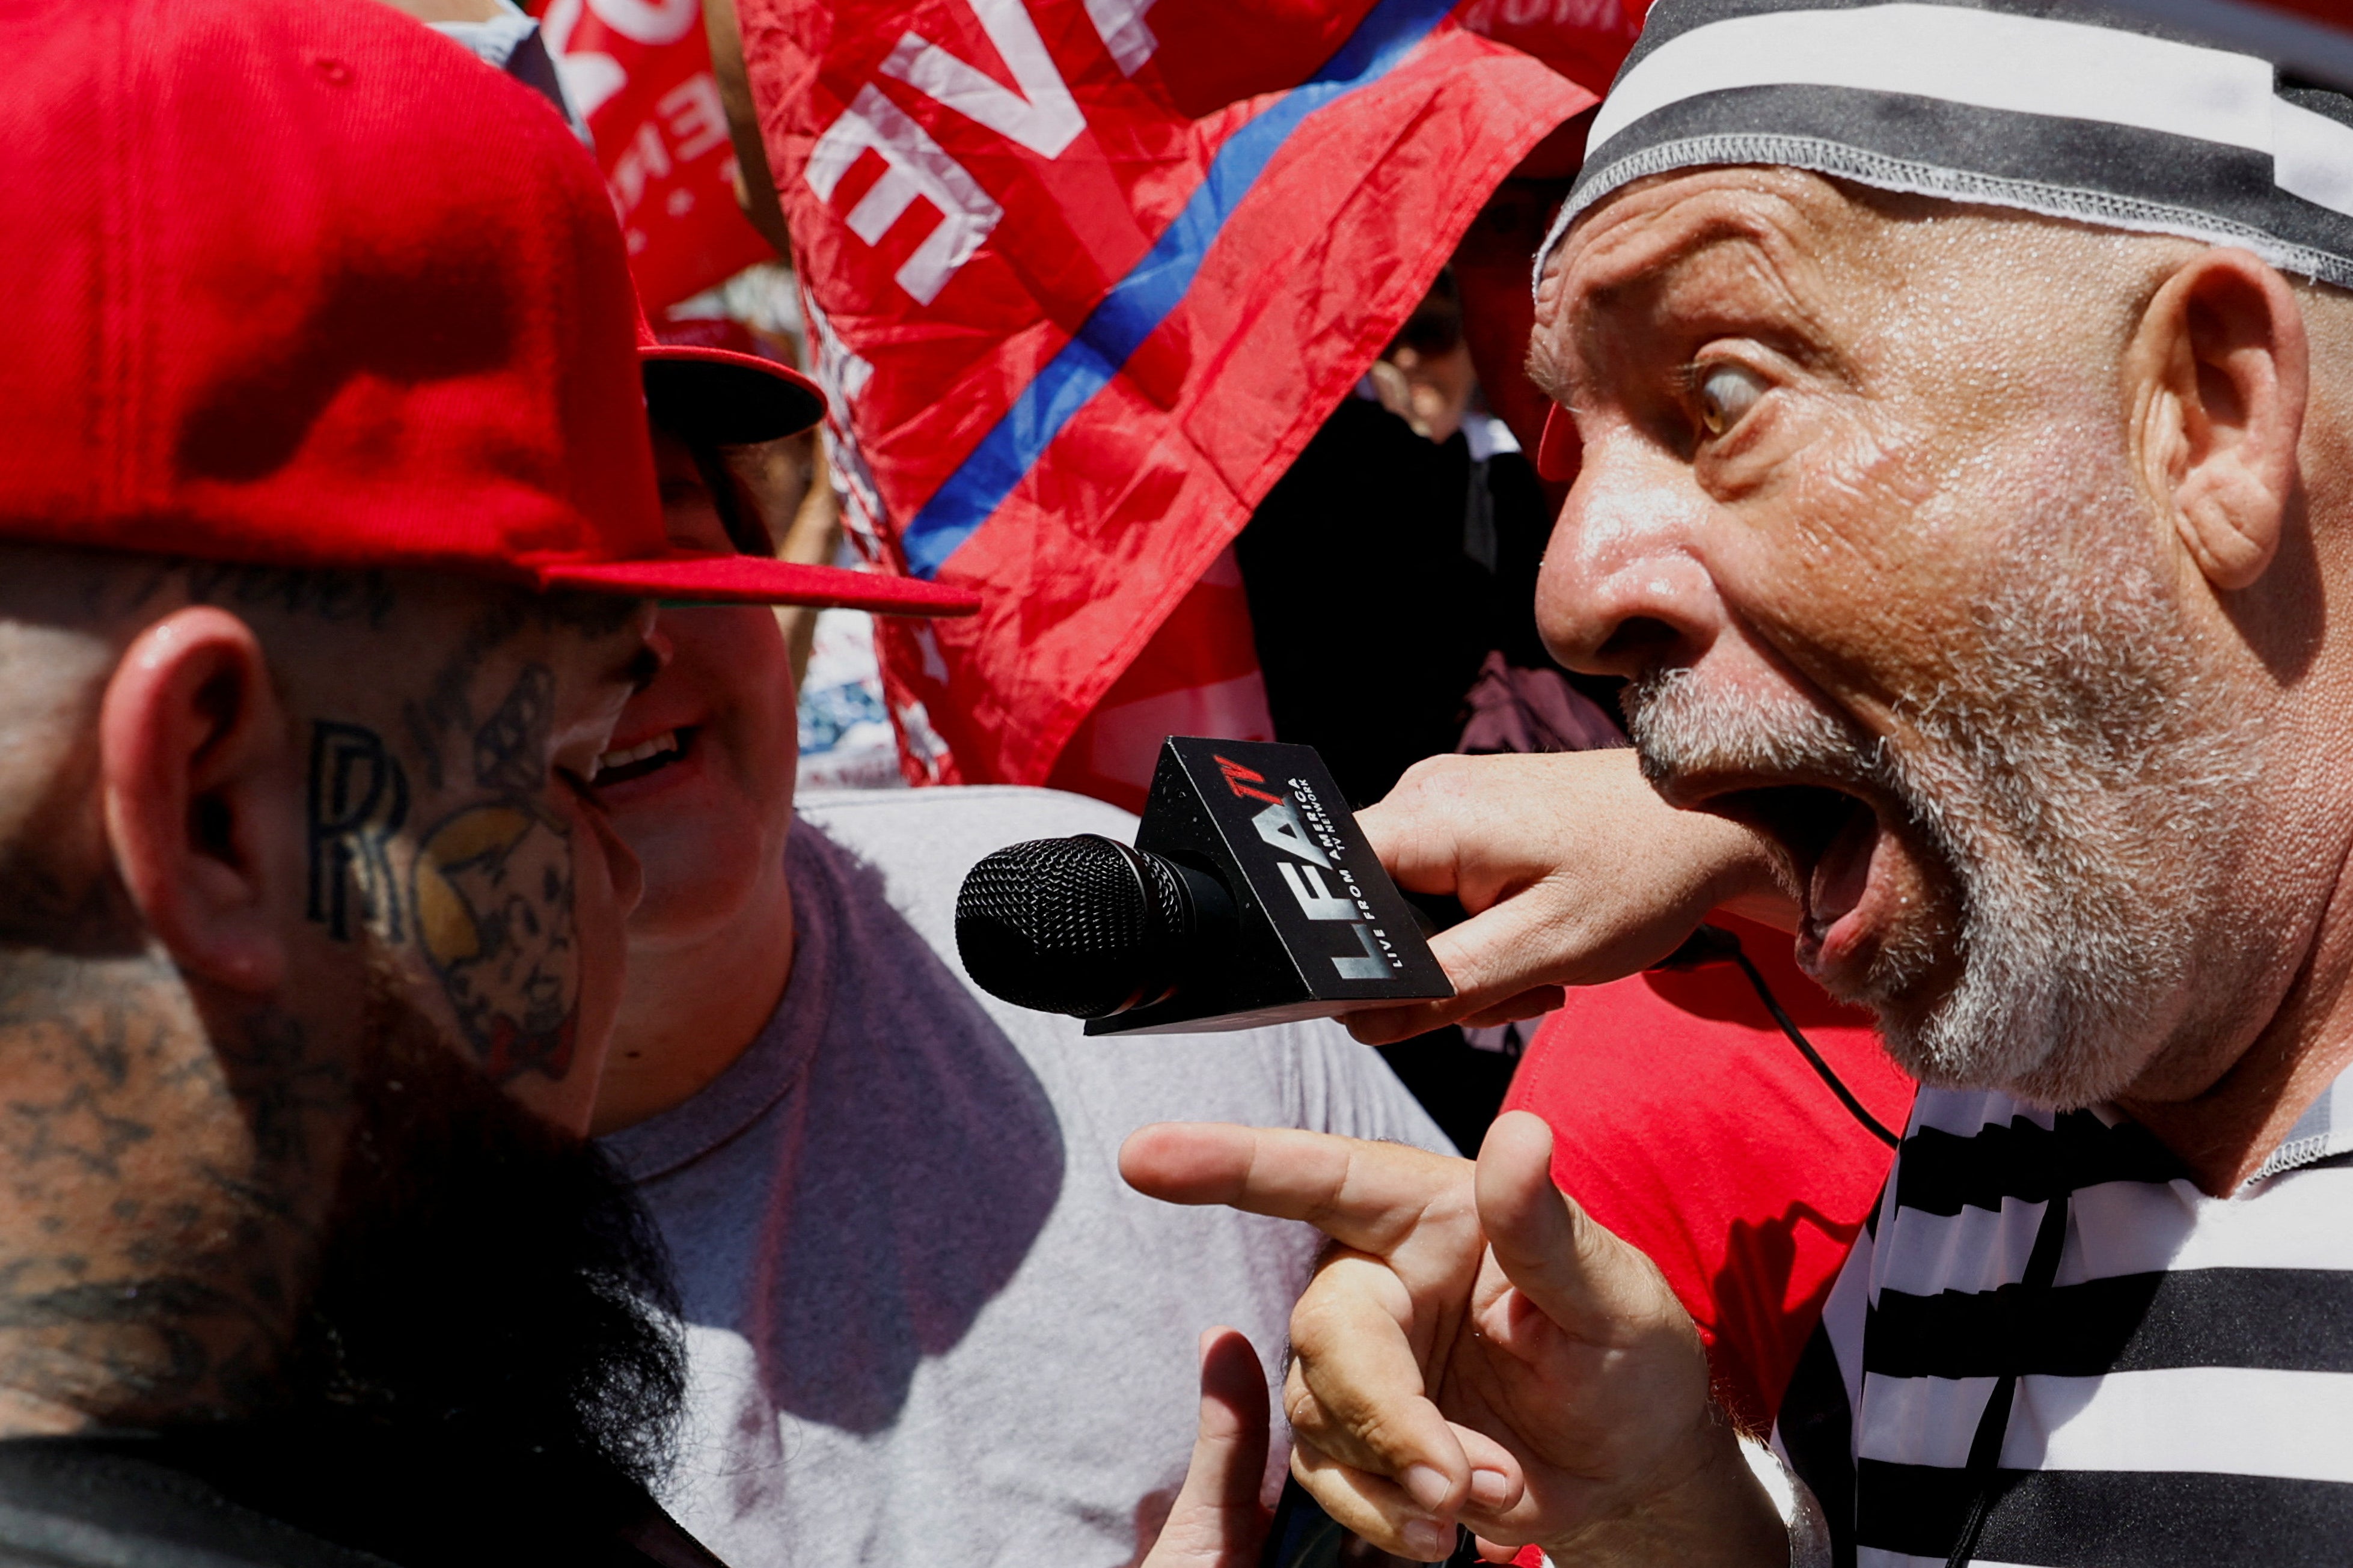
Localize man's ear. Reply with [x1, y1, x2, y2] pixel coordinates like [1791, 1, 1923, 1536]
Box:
[2130, 247, 2309, 591]
[99, 608, 295, 995]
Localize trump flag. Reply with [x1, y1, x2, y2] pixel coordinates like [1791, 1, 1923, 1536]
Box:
[739, 0, 1596, 787]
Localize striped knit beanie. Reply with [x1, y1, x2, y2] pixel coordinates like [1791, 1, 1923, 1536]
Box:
[1538, 0, 2353, 291]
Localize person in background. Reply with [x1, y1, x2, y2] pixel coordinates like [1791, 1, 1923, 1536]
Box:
[583, 341, 1454, 1568]
[697, 0, 1889, 1470]
[1239, 267, 1581, 819]
[376, 12, 1365, 1568]
[695, 0, 1897, 1468]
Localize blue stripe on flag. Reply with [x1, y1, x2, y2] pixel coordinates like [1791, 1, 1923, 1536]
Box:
[898, 0, 1458, 578]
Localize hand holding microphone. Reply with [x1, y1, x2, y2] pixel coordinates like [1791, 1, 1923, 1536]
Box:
[1342, 749, 1799, 1044]
[954, 740, 1798, 1043]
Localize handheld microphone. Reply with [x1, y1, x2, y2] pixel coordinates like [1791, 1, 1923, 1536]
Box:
[955, 737, 1452, 1035]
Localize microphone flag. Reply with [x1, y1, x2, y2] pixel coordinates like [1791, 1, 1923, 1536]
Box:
[739, 0, 1598, 790]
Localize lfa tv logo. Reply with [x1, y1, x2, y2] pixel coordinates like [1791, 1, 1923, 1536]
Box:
[1214, 754, 1403, 981]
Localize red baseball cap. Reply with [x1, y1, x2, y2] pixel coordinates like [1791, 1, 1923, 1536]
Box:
[0, 0, 976, 618]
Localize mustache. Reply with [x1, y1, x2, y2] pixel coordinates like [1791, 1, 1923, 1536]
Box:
[1618, 665, 1960, 1002]
[1621, 665, 1891, 801]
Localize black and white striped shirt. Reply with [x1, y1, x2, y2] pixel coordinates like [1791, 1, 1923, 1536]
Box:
[1774, 1075, 2353, 1567]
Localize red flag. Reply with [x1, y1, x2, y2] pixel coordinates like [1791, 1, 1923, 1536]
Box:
[1045, 545, 1273, 809]
[742, 0, 1595, 789]
[1455, 0, 1645, 96]
[536, 0, 777, 309]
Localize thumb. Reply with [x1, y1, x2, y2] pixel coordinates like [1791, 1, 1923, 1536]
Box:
[1341, 891, 1580, 1046]
[1143, 1328, 1273, 1568]
[1473, 1112, 1676, 1341]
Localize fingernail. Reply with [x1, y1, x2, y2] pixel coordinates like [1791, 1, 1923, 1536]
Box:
[1469, 1467, 1510, 1507]
[1402, 1463, 1451, 1511]
[1401, 1518, 1452, 1560]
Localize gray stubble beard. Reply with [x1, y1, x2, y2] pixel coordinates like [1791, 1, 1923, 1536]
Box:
[1626, 447, 2255, 1109]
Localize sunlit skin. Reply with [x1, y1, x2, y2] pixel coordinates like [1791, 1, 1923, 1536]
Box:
[1533, 168, 2353, 1189]
[1344, 746, 1790, 1045]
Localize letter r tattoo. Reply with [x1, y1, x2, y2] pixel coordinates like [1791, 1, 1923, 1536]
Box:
[307, 721, 410, 941]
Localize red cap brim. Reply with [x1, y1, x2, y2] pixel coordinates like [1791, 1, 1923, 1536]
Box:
[537, 553, 978, 615]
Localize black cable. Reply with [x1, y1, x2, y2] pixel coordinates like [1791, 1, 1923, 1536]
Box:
[1724, 942, 1901, 1149]
[1659, 924, 1902, 1149]
[1943, 1187, 2069, 1567]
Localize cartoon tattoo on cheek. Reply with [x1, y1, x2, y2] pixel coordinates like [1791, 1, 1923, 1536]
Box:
[308, 662, 586, 1078]
[412, 805, 581, 1081]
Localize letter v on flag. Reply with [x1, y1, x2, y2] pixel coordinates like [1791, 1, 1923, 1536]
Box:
[744, 0, 1595, 787]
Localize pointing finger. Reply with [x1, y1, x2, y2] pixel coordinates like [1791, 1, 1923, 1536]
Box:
[1121, 1123, 1474, 1260]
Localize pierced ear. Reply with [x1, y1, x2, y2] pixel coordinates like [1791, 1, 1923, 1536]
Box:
[2131, 248, 2308, 591]
[99, 608, 294, 995]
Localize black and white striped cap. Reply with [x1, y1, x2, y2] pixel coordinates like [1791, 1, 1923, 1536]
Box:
[1538, 0, 2353, 291]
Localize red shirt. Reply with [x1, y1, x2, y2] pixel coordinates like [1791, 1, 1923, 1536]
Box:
[1502, 915, 1915, 1430]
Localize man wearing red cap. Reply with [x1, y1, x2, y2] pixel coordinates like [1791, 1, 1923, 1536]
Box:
[0, 0, 1325, 1558]
[0, 0, 967, 1561]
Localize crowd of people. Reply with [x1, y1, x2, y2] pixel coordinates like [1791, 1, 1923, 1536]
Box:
[3, 0, 2351, 1566]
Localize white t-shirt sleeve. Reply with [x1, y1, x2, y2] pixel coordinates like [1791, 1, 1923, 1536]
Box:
[1284, 1017, 1458, 1155]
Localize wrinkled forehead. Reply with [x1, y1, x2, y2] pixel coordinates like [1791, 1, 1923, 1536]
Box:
[1534, 0, 2353, 297]
[1529, 164, 2174, 440]
[1544, 169, 1849, 305]
[1531, 168, 1875, 385]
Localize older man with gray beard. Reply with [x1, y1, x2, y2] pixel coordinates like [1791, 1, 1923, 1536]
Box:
[1119, 2, 2353, 1565]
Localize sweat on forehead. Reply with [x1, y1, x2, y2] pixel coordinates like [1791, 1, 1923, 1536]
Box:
[1529, 169, 2171, 409]
[1535, 0, 2353, 295]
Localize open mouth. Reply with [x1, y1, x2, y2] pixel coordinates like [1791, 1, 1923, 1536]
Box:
[593, 727, 696, 787]
[1712, 784, 1882, 942]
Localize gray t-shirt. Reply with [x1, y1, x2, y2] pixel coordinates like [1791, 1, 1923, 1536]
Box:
[601, 786, 1451, 1568]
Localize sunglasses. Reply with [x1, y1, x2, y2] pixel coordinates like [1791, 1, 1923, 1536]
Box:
[1386, 307, 1463, 359]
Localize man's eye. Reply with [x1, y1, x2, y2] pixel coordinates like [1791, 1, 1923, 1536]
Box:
[1697, 365, 1766, 437]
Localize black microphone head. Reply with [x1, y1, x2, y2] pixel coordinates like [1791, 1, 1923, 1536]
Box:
[956, 835, 1190, 1018]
